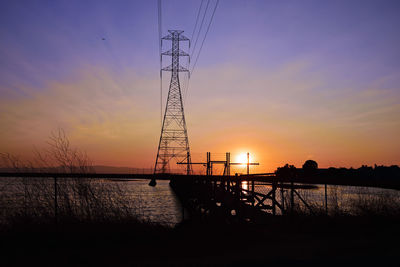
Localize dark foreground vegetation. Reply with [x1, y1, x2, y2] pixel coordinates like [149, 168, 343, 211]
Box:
[1, 214, 399, 266]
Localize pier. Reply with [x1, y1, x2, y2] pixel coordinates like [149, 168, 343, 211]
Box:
[1, 164, 399, 224]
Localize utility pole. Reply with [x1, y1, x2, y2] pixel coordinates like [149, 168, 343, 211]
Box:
[151, 30, 192, 185]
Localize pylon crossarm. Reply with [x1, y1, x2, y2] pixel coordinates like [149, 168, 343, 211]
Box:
[162, 31, 189, 41]
[162, 49, 189, 56]
[162, 64, 189, 72]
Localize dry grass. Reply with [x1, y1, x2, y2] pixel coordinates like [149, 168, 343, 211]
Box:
[0, 129, 139, 226]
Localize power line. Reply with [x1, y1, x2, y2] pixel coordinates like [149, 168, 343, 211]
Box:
[184, 0, 219, 102]
[190, 0, 205, 42]
[184, 0, 210, 102]
[183, 0, 205, 101]
[157, 0, 163, 127]
[190, 0, 210, 60]
[190, 0, 219, 75]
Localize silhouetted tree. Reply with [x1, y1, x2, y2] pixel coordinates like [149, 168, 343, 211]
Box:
[302, 160, 318, 170]
[276, 164, 297, 179]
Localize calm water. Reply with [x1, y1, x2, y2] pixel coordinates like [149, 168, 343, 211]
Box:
[252, 182, 400, 215]
[122, 179, 183, 225]
[0, 178, 183, 226]
[1, 178, 399, 226]
[123, 180, 400, 220]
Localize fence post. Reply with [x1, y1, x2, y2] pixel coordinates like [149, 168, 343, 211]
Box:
[290, 181, 294, 214]
[280, 181, 285, 213]
[54, 176, 58, 225]
[325, 183, 328, 215]
[251, 177, 255, 207]
[272, 181, 276, 215]
[235, 174, 239, 199]
[23, 177, 28, 217]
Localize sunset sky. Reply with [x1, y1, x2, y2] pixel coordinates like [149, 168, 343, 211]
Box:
[1, 0, 399, 172]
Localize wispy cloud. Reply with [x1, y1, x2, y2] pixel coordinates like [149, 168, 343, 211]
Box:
[0, 66, 160, 166]
[1, 60, 399, 170]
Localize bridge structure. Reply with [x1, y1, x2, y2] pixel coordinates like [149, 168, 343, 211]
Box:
[1, 158, 398, 223]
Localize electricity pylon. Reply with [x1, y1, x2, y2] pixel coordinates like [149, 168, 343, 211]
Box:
[152, 30, 192, 182]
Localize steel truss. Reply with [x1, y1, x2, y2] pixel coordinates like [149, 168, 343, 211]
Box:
[153, 30, 192, 176]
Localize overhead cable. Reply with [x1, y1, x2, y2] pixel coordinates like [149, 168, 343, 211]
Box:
[190, 0, 219, 75]
[184, 0, 219, 102]
[183, 0, 206, 100]
[190, 0, 210, 60]
[158, 0, 163, 127]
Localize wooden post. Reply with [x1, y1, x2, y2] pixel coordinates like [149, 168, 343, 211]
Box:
[206, 152, 210, 176]
[225, 152, 231, 190]
[272, 181, 276, 215]
[290, 181, 294, 214]
[23, 177, 27, 217]
[235, 173, 240, 201]
[281, 181, 285, 213]
[247, 152, 251, 197]
[251, 153, 254, 205]
[54, 176, 58, 225]
[251, 177, 255, 207]
[213, 175, 216, 199]
[226, 152, 230, 177]
[325, 183, 328, 215]
[227, 174, 231, 192]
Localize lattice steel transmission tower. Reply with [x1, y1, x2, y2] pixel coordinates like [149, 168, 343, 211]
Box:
[153, 30, 192, 177]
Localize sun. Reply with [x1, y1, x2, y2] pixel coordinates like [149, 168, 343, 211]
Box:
[235, 153, 250, 164]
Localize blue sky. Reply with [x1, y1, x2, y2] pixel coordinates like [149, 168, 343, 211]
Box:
[2, 0, 399, 88]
